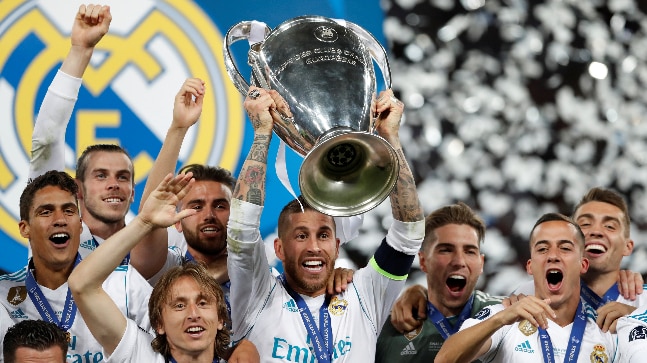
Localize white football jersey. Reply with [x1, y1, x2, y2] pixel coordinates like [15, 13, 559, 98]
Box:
[460, 304, 618, 363]
[0, 263, 152, 362]
[616, 305, 647, 363]
[227, 200, 422, 363]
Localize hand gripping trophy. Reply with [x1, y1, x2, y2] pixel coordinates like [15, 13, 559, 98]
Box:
[224, 16, 399, 216]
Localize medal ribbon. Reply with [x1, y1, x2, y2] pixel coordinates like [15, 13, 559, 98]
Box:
[580, 282, 619, 310]
[26, 254, 82, 332]
[537, 300, 586, 363]
[427, 294, 475, 340]
[279, 274, 333, 363]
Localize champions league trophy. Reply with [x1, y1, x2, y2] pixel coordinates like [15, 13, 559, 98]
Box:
[224, 16, 399, 216]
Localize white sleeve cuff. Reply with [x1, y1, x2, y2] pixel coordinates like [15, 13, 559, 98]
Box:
[50, 70, 82, 99]
[385, 219, 425, 255]
[228, 198, 263, 244]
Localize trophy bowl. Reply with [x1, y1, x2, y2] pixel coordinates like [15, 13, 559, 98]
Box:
[224, 15, 399, 216]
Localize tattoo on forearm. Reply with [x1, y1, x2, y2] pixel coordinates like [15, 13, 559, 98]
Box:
[243, 165, 263, 185]
[247, 188, 262, 205]
[391, 148, 423, 221]
[249, 135, 270, 163]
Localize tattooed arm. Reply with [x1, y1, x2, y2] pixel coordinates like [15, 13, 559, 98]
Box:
[233, 87, 291, 205]
[227, 87, 292, 341]
[373, 90, 423, 223]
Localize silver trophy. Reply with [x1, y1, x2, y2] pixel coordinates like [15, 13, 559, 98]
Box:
[224, 16, 399, 216]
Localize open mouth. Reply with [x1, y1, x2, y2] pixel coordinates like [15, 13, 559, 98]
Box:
[49, 233, 70, 245]
[585, 244, 607, 256]
[103, 197, 123, 204]
[446, 275, 467, 293]
[546, 269, 563, 291]
[200, 226, 220, 234]
[185, 326, 205, 336]
[303, 260, 324, 272]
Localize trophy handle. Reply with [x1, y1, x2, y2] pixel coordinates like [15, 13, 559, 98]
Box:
[223, 21, 272, 95]
[344, 21, 392, 89]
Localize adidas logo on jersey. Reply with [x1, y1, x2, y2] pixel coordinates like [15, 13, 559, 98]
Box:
[400, 342, 417, 355]
[514, 340, 534, 353]
[79, 239, 96, 251]
[9, 308, 28, 319]
[283, 299, 299, 313]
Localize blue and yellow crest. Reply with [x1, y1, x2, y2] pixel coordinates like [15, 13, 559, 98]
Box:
[0, 0, 243, 268]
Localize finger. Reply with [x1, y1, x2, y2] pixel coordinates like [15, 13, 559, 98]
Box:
[542, 299, 556, 319]
[175, 208, 197, 221]
[344, 268, 353, 283]
[502, 297, 512, 308]
[158, 173, 175, 190]
[620, 277, 631, 299]
[185, 78, 206, 91]
[78, 4, 87, 18]
[333, 269, 343, 293]
[326, 271, 335, 295]
[335, 269, 345, 293]
[98, 5, 108, 23]
[597, 313, 614, 332]
[180, 80, 205, 98]
[87, 5, 101, 24]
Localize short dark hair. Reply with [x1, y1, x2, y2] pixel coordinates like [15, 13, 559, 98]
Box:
[75, 144, 133, 183]
[421, 202, 485, 251]
[20, 170, 78, 221]
[149, 262, 230, 360]
[3, 320, 68, 363]
[277, 196, 335, 239]
[178, 164, 235, 191]
[529, 212, 585, 249]
[573, 187, 630, 237]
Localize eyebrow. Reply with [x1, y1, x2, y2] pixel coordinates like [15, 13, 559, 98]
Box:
[534, 240, 575, 247]
[576, 213, 621, 225]
[91, 168, 132, 176]
[34, 202, 78, 212]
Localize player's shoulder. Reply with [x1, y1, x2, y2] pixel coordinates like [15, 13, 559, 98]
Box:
[471, 302, 505, 321]
[0, 266, 27, 284]
[474, 290, 505, 304]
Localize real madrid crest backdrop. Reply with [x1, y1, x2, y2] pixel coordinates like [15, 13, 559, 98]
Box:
[0, 0, 385, 273]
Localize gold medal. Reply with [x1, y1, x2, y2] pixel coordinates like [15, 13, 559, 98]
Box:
[518, 320, 537, 336]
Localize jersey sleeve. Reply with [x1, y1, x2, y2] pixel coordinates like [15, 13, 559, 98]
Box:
[459, 304, 507, 360]
[617, 306, 647, 363]
[30, 70, 81, 179]
[226, 198, 276, 341]
[104, 318, 160, 363]
[124, 265, 154, 333]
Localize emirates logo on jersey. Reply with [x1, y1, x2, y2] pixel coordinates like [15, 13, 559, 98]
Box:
[7, 286, 26, 306]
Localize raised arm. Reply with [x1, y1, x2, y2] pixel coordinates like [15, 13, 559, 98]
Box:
[130, 78, 205, 279]
[68, 173, 195, 356]
[232, 87, 287, 204]
[30, 4, 111, 178]
[373, 90, 423, 223]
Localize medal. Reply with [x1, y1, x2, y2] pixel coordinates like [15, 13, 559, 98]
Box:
[518, 319, 538, 336]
